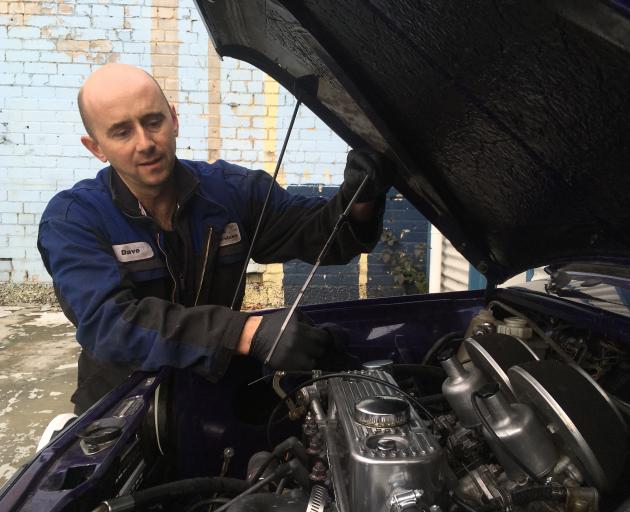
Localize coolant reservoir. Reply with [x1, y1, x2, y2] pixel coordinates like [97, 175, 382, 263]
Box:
[497, 317, 533, 339]
[478, 384, 557, 482]
[440, 354, 488, 428]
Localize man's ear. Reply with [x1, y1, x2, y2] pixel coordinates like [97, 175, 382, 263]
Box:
[81, 135, 108, 162]
[169, 104, 179, 138]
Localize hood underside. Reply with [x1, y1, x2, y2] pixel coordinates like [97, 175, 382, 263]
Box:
[195, 0, 630, 284]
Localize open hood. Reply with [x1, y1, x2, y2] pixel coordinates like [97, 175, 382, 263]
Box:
[194, 0, 630, 284]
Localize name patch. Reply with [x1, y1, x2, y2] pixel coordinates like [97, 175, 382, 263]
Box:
[112, 242, 155, 262]
[219, 222, 242, 247]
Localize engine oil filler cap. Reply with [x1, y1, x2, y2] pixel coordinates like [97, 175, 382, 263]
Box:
[77, 417, 126, 454]
[354, 396, 410, 428]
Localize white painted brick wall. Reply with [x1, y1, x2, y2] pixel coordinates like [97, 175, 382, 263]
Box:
[0, 0, 349, 283]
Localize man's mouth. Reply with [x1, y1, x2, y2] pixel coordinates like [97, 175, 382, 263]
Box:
[138, 157, 162, 167]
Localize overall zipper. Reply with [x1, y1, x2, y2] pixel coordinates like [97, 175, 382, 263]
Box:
[156, 203, 181, 303]
[194, 227, 213, 306]
[156, 232, 177, 303]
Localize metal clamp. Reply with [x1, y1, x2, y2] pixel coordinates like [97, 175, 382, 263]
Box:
[389, 489, 426, 512]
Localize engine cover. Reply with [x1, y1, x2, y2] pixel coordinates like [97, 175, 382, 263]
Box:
[324, 370, 450, 512]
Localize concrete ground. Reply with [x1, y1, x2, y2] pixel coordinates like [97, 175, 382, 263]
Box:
[0, 306, 78, 486]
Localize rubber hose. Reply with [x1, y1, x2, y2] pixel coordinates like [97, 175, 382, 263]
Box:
[511, 485, 567, 504]
[249, 437, 307, 486]
[272, 436, 308, 468]
[421, 331, 464, 365]
[247, 455, 277, 486]
[225, 493, 307, 512]
[122, 478, 248, 510]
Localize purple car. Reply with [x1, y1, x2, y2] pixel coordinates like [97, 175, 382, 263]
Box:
[3, 1, 630, 511]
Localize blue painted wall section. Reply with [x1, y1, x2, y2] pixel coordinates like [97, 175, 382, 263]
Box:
[283, 186, 430, 304]
[367, 191, 430, 298]
[282, 185, 358, 304]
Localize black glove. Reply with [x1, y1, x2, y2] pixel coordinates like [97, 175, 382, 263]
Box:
[249, 310, 332, 370]
[341, 148, 393, 203]
[316, 323, 362, 371]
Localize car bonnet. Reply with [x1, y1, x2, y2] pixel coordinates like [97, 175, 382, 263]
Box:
[194, 0, 630, 285]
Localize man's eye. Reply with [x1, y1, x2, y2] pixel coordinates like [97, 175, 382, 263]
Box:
[147, 119, 163, 130]
[112, 129, 129, 138]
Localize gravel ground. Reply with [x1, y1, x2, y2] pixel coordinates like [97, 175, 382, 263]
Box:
[0, 306, 78, 486]
[0, 284, 57, 307]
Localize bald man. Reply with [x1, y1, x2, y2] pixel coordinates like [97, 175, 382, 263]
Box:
[38, 64, 390, 413]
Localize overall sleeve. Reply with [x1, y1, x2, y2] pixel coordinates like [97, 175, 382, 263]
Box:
[38, 198, 249, 383]
[241, 169, 384, 264]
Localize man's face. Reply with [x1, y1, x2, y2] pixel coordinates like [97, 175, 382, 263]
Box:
[80, 75, 179, 195]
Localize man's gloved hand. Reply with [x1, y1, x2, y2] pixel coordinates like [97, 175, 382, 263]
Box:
[341, 148, 393, 203]
[249, 310, 332, 370]
[316, 323, 361, 371]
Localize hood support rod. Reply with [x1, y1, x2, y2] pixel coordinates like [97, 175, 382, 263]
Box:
[264, 173, 369, 365]
[230, 75, 319, 310]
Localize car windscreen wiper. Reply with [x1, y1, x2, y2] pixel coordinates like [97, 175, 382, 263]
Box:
[543, 269, 628, 307]
[544, 269, 571, 295]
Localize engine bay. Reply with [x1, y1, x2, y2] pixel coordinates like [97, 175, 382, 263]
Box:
[6, 291, 630, 512]
[81, 297, 629, 512]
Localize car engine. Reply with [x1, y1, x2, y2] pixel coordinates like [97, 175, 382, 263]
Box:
[90, 303, 629, 512]
[309, 368, 449, 511]
[290, 365, 606, 512]
[232, 307, 627, 512]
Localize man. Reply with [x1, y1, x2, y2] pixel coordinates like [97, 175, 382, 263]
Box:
[38, 64, 390, 413]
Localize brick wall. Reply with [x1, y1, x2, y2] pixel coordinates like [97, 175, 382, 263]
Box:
[0, 0, 433, 307]
[282, 186, 430, 305]
[368, 193, 430, 297]
[0, 0, 349, 288]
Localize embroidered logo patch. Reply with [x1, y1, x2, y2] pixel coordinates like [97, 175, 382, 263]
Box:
[219, 222, 242, 247]
[112, 242, 155, 262]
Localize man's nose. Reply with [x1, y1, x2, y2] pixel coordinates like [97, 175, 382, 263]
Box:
[135, 127, 155, 153]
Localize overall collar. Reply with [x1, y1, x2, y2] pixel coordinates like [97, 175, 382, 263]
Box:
[109, 158, 200, 219]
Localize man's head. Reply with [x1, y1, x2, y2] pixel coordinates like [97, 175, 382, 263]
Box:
[78, 63, 179, 196]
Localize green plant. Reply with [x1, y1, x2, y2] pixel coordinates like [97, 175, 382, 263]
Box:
[380, 228, 428, 294]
